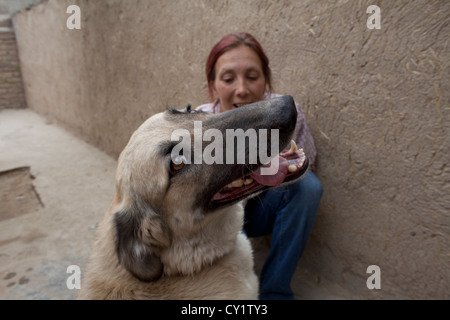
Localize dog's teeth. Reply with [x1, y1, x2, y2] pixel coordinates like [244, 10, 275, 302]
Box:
[288, 165, 298, 173]
[297, 155, 306, 168]
[289, 140, 298, 153]
[231, 179, 244, 188]
[227, 177, 252, 188]
[300, 150, 305, 160]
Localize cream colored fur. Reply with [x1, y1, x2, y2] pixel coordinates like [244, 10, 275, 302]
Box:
[79, 111, 258, 299]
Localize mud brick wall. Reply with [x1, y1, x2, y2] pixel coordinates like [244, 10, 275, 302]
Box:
[13, 0, 450, 299]
[0, 28, 26, 109]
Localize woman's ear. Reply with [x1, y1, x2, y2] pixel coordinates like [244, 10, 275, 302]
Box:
[113, 204, 170, 282]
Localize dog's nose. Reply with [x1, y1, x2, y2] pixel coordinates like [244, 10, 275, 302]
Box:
[264, 95, 297, 133]
[210, 95, 298, 135]
[275, 95, 297, 133]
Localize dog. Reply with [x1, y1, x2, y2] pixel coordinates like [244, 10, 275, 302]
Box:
[78, 95, 308, 299]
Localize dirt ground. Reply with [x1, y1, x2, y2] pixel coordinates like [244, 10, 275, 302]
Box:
[0, 108, 353, 300]
[0, 108, 117, 299]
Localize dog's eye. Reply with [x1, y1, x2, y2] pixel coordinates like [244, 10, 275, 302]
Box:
[171, 155, 187, 171]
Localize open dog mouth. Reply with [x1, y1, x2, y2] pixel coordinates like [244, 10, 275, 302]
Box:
[211, 140, 308, 206]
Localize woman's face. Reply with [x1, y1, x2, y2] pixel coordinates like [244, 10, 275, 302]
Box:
[211, 45, 267, 113]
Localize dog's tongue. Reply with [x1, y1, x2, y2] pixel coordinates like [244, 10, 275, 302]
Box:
[250, 156, 289, 187]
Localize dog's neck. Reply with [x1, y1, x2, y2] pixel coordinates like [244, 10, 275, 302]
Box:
[161, 202, 245, 277]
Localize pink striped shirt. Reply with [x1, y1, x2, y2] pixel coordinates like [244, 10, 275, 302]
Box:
[196, 93, 317, 170]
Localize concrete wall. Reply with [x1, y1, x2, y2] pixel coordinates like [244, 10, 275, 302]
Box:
[0, 16, 26, 109]
[13, 0, 449, 299]
[0, 0, 47, 110]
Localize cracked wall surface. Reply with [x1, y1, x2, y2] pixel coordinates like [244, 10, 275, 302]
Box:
[13, 0, 449, 298]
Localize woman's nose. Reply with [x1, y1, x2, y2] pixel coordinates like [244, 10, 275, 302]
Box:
[235, 78, 248, 96]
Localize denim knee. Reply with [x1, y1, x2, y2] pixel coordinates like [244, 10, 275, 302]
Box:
[305, 171, 323, 201]
[283, 171, 323, 220]
[285, 171, 323, 201]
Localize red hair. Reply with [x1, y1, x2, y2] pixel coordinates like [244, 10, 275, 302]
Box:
[206, 33, 272, 101]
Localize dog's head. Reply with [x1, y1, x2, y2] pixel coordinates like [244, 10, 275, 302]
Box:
[111, 95, 309, 281]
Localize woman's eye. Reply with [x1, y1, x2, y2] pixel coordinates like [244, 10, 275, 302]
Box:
[171, 155, 187, 171]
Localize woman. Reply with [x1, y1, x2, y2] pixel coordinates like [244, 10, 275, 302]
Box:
[196, 33, 323, 300]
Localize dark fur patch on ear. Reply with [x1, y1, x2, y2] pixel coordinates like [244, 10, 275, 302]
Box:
[114, 206, 168, 282]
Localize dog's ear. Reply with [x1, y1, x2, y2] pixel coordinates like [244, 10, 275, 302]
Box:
[114, 205, 169, 282]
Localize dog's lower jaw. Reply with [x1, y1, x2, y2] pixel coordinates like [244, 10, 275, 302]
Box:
[160, 202, 245, 277]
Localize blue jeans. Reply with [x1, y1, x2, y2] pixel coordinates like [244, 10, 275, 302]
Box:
[244, 171, 323, 300]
